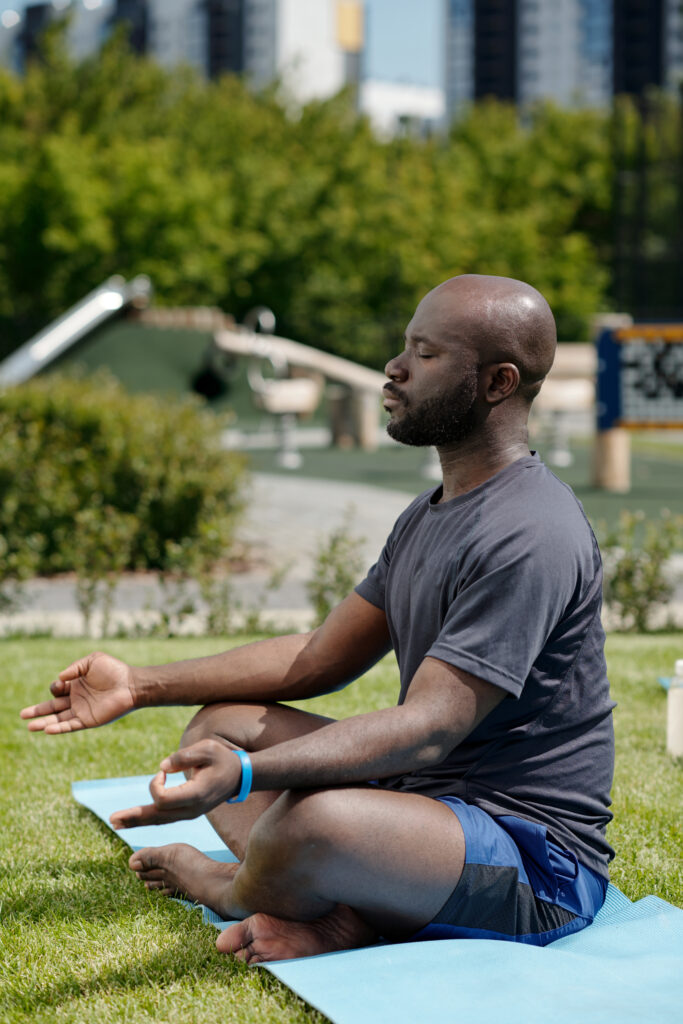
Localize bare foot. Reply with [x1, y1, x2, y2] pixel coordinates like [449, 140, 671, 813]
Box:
[129, 844, 239, 918]
[216, 904, 377, 963]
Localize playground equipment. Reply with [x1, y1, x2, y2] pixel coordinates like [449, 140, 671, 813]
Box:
[135, 305, 386, 454]
[0, 275, 152, 388]
[244, 307, 323, 469]
[532, 343, 595, 468]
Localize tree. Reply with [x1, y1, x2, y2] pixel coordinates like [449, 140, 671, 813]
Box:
[0, 29, 626, 368]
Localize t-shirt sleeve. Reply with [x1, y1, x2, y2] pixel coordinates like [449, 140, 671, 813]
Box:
[355, 538, 392, 610]
[427, 522, 588, 697]
[354, 493, 425, 611]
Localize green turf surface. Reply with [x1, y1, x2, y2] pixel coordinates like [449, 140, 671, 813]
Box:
[2, 634, 682, 1022]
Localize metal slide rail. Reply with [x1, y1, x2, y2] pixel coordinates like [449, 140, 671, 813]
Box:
[0, 275, 152, 388]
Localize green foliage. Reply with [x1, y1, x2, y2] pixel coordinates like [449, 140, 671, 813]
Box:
[71, 504, 138, 636]
[600, 510, 683, 633]
[0, 372, 247, 581]
[0, 530, 39, 613]
[0, 30, 621, 366]
[306, 508, 366, 627]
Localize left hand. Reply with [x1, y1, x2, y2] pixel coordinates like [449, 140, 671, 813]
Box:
[109, 739, 242, 829]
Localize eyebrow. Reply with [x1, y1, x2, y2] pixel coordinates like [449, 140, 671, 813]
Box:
[404, 332, 437, 346]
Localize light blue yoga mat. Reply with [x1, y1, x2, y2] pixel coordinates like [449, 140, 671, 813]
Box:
[73, 775, 683, 1024]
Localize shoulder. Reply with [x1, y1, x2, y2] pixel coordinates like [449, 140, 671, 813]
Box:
[468, 457, 599, 575]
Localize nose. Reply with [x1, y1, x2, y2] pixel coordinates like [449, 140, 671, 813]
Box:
[384, 352, 408, 382]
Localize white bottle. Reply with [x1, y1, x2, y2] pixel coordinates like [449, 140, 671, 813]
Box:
[666, 659, 683, 758]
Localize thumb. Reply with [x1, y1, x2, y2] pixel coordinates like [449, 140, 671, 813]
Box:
[59, 655, 93, 681]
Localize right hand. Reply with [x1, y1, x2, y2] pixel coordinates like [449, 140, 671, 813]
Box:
[20, 652, 136, 734]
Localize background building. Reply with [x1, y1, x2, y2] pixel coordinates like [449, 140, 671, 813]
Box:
[359, 79, 445, 137]
[0, 0, 364, 102]
[2, 1, 683, 123]
[445, 0, 683, 119]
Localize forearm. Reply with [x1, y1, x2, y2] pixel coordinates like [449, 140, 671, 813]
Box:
[247, 704, 455, 791]
[133, 631, 327, 708]
[132, 593, 391, 710]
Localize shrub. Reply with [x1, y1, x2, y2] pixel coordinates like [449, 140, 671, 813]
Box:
[306, 507, 365, 628]
[600, 509, 683, 632]
[71, 503, 138, 636]
[0, 371, 247, 578]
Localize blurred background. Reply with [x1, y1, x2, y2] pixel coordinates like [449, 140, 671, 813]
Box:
[0, 0, 681, 636]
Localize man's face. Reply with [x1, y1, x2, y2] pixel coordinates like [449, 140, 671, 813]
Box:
[383, 295, 481, 448]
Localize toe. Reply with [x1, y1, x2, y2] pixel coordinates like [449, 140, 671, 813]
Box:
[216, 920, 250, 955]
[135, 868, 166, 881]
[129, 849, 153, 871]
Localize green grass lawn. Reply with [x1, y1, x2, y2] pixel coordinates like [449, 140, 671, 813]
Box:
[2, 634, 682, 1023]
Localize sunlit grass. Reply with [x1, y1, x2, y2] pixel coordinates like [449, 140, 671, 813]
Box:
[1, 634, 681, 1022]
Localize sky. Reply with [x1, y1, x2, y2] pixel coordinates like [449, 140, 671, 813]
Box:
[364, 0, 442, 88]
[1, 0, 444, 89]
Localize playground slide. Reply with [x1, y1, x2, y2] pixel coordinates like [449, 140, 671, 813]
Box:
[0, 275, 152, 388]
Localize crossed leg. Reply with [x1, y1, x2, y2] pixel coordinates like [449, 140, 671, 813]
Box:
[129, 701, 466, 961]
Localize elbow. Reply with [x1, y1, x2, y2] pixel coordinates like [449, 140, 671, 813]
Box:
[409, 720, 460, 770]
[413, 739, 454, 770]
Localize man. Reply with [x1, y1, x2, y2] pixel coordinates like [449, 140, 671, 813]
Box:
[21, 275, 615, 964]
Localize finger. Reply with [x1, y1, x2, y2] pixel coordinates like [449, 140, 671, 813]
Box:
[159, 743, 216, 774]
[150, 773, 206, 811]
[27, 713, 84, 734]
[43, 716, 85, 734]
[149, 769, 167, 800]
[111, 784, 201, 827]
[110, 802, 178, 829]
[24, 712, 84, 734]
[20, 696, 71, 720]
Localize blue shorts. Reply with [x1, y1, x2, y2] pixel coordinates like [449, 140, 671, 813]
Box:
[411, 796, 608, 947]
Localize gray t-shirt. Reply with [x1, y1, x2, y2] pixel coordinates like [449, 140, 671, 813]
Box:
[355, 454, 615, 877]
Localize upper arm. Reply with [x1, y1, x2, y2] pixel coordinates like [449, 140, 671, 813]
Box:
[402, 655, 506, 752]
[301, 592, 392, 695]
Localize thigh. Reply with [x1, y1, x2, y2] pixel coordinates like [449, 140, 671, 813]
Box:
[239, 785, 467, 936]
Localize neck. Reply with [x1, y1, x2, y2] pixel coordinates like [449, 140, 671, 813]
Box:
[435, 430, 530, 503]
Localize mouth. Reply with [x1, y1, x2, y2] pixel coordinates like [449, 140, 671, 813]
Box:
[382, 386, 405, 411]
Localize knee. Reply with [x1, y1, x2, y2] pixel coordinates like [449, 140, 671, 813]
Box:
[180, 703, 225, 749]
[245, 788, 348, 879]
[180, 701, 261, 749]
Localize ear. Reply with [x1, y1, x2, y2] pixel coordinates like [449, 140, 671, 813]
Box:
[483, 363, 520, 404]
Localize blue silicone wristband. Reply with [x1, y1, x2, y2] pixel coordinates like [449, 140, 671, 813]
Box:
[226, 749, 253, 804]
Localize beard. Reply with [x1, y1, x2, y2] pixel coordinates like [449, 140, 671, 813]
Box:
[385, 366, 480, 447]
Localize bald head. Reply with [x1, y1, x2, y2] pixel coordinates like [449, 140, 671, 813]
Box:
[413, 274, 557, 402]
